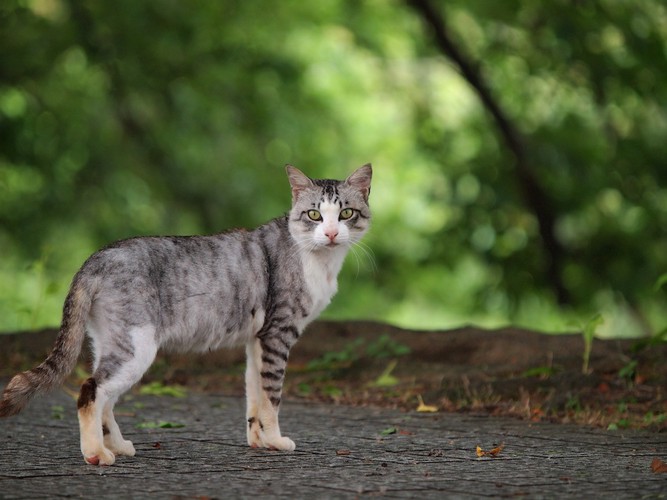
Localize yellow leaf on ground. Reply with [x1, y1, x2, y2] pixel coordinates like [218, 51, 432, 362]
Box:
[416, 394, 438, 413]
[476, 443, 505, 458]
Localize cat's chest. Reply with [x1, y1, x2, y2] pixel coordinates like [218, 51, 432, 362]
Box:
[300, 251, 345, 323]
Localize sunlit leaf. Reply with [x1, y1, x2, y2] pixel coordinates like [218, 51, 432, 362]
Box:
[416, 394, 438, 413]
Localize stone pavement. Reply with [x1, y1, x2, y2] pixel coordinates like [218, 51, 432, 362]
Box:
[0, 385, 665, 499]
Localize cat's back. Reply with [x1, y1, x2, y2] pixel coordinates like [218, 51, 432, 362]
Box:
[81, 229, 263, 279]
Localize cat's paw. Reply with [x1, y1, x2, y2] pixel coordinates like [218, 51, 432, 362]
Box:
[106, 437, 136, 457]
[263, 435, 296, 452]
[83, 447, 116, 466]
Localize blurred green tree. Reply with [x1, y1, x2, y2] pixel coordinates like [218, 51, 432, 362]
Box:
[0, 0, 665, 336]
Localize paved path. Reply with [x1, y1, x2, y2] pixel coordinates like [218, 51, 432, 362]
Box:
[1, 386, 665, 499]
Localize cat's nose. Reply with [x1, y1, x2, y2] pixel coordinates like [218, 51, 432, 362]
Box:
[324, 229, 338, 242]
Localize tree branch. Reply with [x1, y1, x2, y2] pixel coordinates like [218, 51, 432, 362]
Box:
[407, 0, 570, 305]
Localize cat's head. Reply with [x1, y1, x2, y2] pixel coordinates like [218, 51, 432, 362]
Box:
[286, 164, 372, 251]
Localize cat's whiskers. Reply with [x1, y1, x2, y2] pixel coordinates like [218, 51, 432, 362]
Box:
[349, 240, 377, 275]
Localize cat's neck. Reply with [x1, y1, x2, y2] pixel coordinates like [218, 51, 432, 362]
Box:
[298, 245, 348, 326]
[303, 245, 348, 282]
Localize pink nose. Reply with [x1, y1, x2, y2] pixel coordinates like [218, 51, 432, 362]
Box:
[324, 229, 338, 242]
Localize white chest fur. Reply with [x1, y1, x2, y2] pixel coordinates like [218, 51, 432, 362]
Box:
[299, 248, 347, 328]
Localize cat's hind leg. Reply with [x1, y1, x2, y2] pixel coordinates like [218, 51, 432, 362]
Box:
[77, 377, 114, 465]
[79, 326, 157, 465]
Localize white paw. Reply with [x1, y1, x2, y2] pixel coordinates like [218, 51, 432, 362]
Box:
[83, 447, 116, 466]
[264, 435, 296, 451]
[106, 438, 136, 457]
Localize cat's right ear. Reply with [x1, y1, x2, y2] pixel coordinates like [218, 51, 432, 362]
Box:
[286, 165, 313, 201]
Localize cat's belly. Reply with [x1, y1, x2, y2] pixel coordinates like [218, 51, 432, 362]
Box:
[160, 308, 266, 353]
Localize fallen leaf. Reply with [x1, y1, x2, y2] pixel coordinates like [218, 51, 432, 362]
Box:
[398, 429, 414, 436]
[651, 457, 667, 473]
[476, 443, 505, 458]
[416, 394, 438, 413]
[136, 420, 185, 429]
[380, 427, 398, 436]
[336, 449, 351, 456]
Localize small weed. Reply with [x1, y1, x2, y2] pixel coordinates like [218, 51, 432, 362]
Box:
[306, 335, 411, 373]
[296, 382, 312, 396]
[643, 412, 667, 426]
[565, 395, 582, 413]
[618, 360, 638, 385]
[371, 360, 399, 387]
[323, 385, 343, 398]
[521, 366, 556, 379]
[51, 405, 65, 420]
[139, 381, 187, 398]
[307, 339, 363, 371]
[581, 313, 603, 374]
[366, 335, 411, 358]
[136, 420, 185, 429]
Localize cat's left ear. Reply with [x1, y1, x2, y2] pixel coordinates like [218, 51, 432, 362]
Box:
[286, 165, 314, 201]
[346, 163, 372, 202]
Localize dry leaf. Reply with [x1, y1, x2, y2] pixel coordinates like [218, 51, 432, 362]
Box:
[336, 449, 351, 456]
[651, 457, 667, 473]
[416, 394, 438, 413]
[476, 443, 505, 458]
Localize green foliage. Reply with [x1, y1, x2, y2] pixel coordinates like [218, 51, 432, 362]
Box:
[306, 335, 410, 373]
[618, 360, 638, 385]
[139, 381, 187, 398]
[1, 0, 666, 335]
[581, 313, 604, 374]
[136, 420, 185, 429]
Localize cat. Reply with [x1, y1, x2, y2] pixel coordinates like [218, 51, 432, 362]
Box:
[0, 164, 372, 466]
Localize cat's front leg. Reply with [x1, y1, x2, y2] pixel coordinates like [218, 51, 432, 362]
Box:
[245, 333, 296, 451]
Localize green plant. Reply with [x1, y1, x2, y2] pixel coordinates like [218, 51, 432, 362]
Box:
[371, 360, 400, 387]
[306, 339, 364, 372]
[139, 381, 187, 398]
[581, 314, 603, 375]
[136, 420, 185, 429]
[365, 335, 411, 359]
[51, 405, 65, 420]
[618, 360, 638, 385]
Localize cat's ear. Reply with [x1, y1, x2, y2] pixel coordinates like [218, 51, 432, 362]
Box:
[346, 163, 372, 202]
[286, 165, 314, 201]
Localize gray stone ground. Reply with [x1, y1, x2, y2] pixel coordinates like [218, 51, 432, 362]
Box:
[0, 386, 665, 499]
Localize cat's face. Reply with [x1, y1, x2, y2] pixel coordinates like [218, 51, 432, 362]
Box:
[287, 165, 372, 251]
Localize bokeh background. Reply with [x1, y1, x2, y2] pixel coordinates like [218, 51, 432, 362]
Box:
[1, 0, 666, 337]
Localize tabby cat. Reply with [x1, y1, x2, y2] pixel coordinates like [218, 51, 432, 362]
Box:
[0, 164, 372, 465]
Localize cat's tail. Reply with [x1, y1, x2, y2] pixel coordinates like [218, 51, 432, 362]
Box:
[0, 275, 92, 417]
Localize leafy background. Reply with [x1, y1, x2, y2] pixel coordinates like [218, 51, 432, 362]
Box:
[1, 0, 666, 337]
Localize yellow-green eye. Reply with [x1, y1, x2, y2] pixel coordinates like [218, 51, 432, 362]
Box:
[339, 208, 354, 220]
[307, 209, 322, 221]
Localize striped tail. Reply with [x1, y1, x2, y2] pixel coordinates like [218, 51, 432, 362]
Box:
[0, 278, 91, 417]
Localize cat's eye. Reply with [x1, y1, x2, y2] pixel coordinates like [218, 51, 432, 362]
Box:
[307, 209, 322, 221]
[339, 208, 354, 220]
